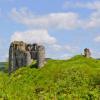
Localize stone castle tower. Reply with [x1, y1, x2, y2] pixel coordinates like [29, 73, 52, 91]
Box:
[9, 41, 45, 73]
[84, 48, 91, 58]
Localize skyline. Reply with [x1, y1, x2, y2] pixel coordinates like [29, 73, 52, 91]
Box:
[0, 0, 100, 61]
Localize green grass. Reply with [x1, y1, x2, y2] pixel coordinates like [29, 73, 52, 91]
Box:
[0, 55, 100, 100]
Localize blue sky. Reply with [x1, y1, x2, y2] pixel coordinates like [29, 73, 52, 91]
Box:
[0, 0, 100, 61]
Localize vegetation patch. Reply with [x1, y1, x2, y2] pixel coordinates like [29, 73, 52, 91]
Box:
[0, 55, 100, 100]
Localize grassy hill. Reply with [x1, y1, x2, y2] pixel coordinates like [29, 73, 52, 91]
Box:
[0, 62, 7, 72]
[0, 55, 100, 100]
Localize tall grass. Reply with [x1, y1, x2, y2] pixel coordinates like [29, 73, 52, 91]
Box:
[0, 55, 100, 100]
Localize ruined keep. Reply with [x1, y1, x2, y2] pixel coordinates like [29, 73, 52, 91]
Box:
[84, 48, 91, 58]
[9, 41, 45, 73]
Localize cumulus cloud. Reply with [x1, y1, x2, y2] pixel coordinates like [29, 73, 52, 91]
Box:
[11, 30, 80, 60]
[63, 1, 100, 29]
[11, 29, 57, 45]
[10, 6, 100, 30]
[10, 8, 81, 30]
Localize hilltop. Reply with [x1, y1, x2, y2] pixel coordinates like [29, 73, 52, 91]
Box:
[0, 55, 100, 99]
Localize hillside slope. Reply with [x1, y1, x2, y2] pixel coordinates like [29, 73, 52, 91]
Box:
[0, 55, 100, 100]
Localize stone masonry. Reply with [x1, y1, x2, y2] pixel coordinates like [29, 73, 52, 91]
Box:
[9, 41, 45, 73]
[84, 48, 91, 58]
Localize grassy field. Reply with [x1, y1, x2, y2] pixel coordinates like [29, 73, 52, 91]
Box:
[0, 55, 100, 100]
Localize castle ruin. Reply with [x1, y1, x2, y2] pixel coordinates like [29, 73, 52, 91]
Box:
[9, 41, 45, 73]
[84, 48, 91, 58]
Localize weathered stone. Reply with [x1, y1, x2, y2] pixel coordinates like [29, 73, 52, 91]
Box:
[37, 45, 45, 68]
[26, 51, 32, 66]
[84, 48, 91, 58]
[9, 41, 45, 73]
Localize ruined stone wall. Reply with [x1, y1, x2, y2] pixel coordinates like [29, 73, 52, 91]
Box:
[9, 41, 45, 73]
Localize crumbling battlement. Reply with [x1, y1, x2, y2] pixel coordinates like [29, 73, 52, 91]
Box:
[9, 41, 45, 73]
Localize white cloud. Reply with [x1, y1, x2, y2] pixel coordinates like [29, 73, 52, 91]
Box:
[94, 36, 100, 42]
[64, 45, 79, 53]
[63, 1, 100, 29]
[63, 1, 100, 11]
[85, 11, 100, 28]
[49, 43, 79, 54]
[11, 30, 79, 60]
[10, 30, 81, 60]
[10, 8, 80, 30]
[90, 50, 100, 58]
[10, 6, 100, 30]
[82, 1, 100, 10]
[11, 29, 57, 45]
[51, 44, 62, 51]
